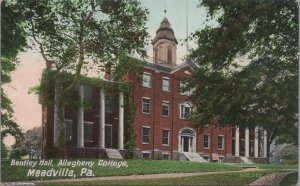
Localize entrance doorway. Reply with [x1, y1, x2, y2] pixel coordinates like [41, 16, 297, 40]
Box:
[105, 125, 112, 148]
[179, 128, 196, 153]
[182, 136, 193, 152]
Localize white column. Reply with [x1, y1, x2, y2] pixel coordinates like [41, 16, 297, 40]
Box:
[188, 138, 191, 152]
[245, 127, 249, 157]
[235, 126, 240, 156]
[179, 136, 182, 152]
[263, 130, 268, 158]
[193, 136, 196, 153]
[118, 92, 124, 150]
[99, 89, 105, 149]
[77, 86, 84, 147]
[254, 127, 259, 157]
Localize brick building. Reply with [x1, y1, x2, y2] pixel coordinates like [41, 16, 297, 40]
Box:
[41, 17, 268, 163]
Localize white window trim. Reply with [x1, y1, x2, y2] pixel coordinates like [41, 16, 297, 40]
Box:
[162, 101, 170, 117]
[142, 151, 151, 159]
[218, 135, 225, 150]
[162, 77, 170, 92]
[162, 129, 170, 146]
[162, 152, 170, 159]
[219, 156, 225, 162]
[204, 134, 211, 149]
[142, 72, 152, 88]
[142, 126, 150, 144]
[179, 102, 192, 119]
[142, 97, 151, 115]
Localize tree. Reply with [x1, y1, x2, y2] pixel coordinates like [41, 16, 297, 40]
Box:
[1, 141, 8, 159]
[19, 0, 149, 157]
[1, 1, 25, 144]
[20, 127, 41, 159]
[187, 0, 298, 158]
[278, 144, 298, 164]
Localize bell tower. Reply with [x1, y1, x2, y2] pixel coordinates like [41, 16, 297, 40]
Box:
[152, 17, 178, 66]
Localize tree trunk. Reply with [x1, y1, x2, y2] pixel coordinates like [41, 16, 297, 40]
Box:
[54, 73, 67, 158]
[53, 74, 61, 147]
[58, 105, 67, 158]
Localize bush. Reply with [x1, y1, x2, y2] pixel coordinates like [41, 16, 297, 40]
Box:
[46, 144, 60, 158]
[278, 144, 298, 162]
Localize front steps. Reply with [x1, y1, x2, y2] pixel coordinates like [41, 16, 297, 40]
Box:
[240, 156, 254, 164]
[105, 149, 123, 159]
[181, 152, 207, 162]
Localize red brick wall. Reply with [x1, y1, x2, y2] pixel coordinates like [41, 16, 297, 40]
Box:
[130, 65, 233, 158]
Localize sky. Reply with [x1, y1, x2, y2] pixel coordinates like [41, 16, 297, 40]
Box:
[3, 0, 210, 146]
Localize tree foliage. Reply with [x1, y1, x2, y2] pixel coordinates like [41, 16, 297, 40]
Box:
[18, 0, 149, 157]
[1, 1, 25, 142]
[188, 0, 298, 145]
[20, 127, 41, 159]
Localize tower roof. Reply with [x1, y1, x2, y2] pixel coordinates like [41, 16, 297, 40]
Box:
[152, 17, 178, 44]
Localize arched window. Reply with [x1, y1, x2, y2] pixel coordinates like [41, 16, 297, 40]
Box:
[180, 102, 192, 119]
[180, 128, 195, 137]
[167, 45, 172, 63]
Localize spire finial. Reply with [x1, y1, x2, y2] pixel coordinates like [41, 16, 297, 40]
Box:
[164, 1, 167, 17]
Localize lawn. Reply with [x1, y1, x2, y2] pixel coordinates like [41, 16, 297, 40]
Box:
[2, 159, 297, 183]
[2, 159, 241, 182]
[280, 172, 298, 186]
[38, 171, 277, 186]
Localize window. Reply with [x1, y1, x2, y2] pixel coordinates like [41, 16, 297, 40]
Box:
[142, 73, 151, 88]
[162, 130, 169, 145]
[142, 127, 150, 144]
[105, 95, 113, 112]
[83, 86, 93, 103]
[162, 78, 170, 92]
[142, 152, 151, 159]
[84, 121, 93, 142]
[204, 134, 210, 149]
[65, 119, 72, 141]
[218, 135, 224, 150]
[180, 103, 192, 119]
[219, 156, 225, 162]
[167, 45, 172, 63]
[162, 153, 169, 160]
[162, 101, 169, 117]
[203, 156, 210, 161]
[142, 98, 150, 114]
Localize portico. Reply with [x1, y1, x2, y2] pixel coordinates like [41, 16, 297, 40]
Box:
[233, 126, 268, 158]
[53, 85, 125, 152]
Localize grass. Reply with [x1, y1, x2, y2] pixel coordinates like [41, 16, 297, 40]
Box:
[280, 172, 298, 186]
[39, 171, 276, 185]
[2, 159, 297, 183]
[2, 159, 241, 182]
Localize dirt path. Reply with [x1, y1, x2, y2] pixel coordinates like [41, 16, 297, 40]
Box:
[3, 168, 292, 185]
[30, 168, 261, 184]
[249, 172, 293, 186]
